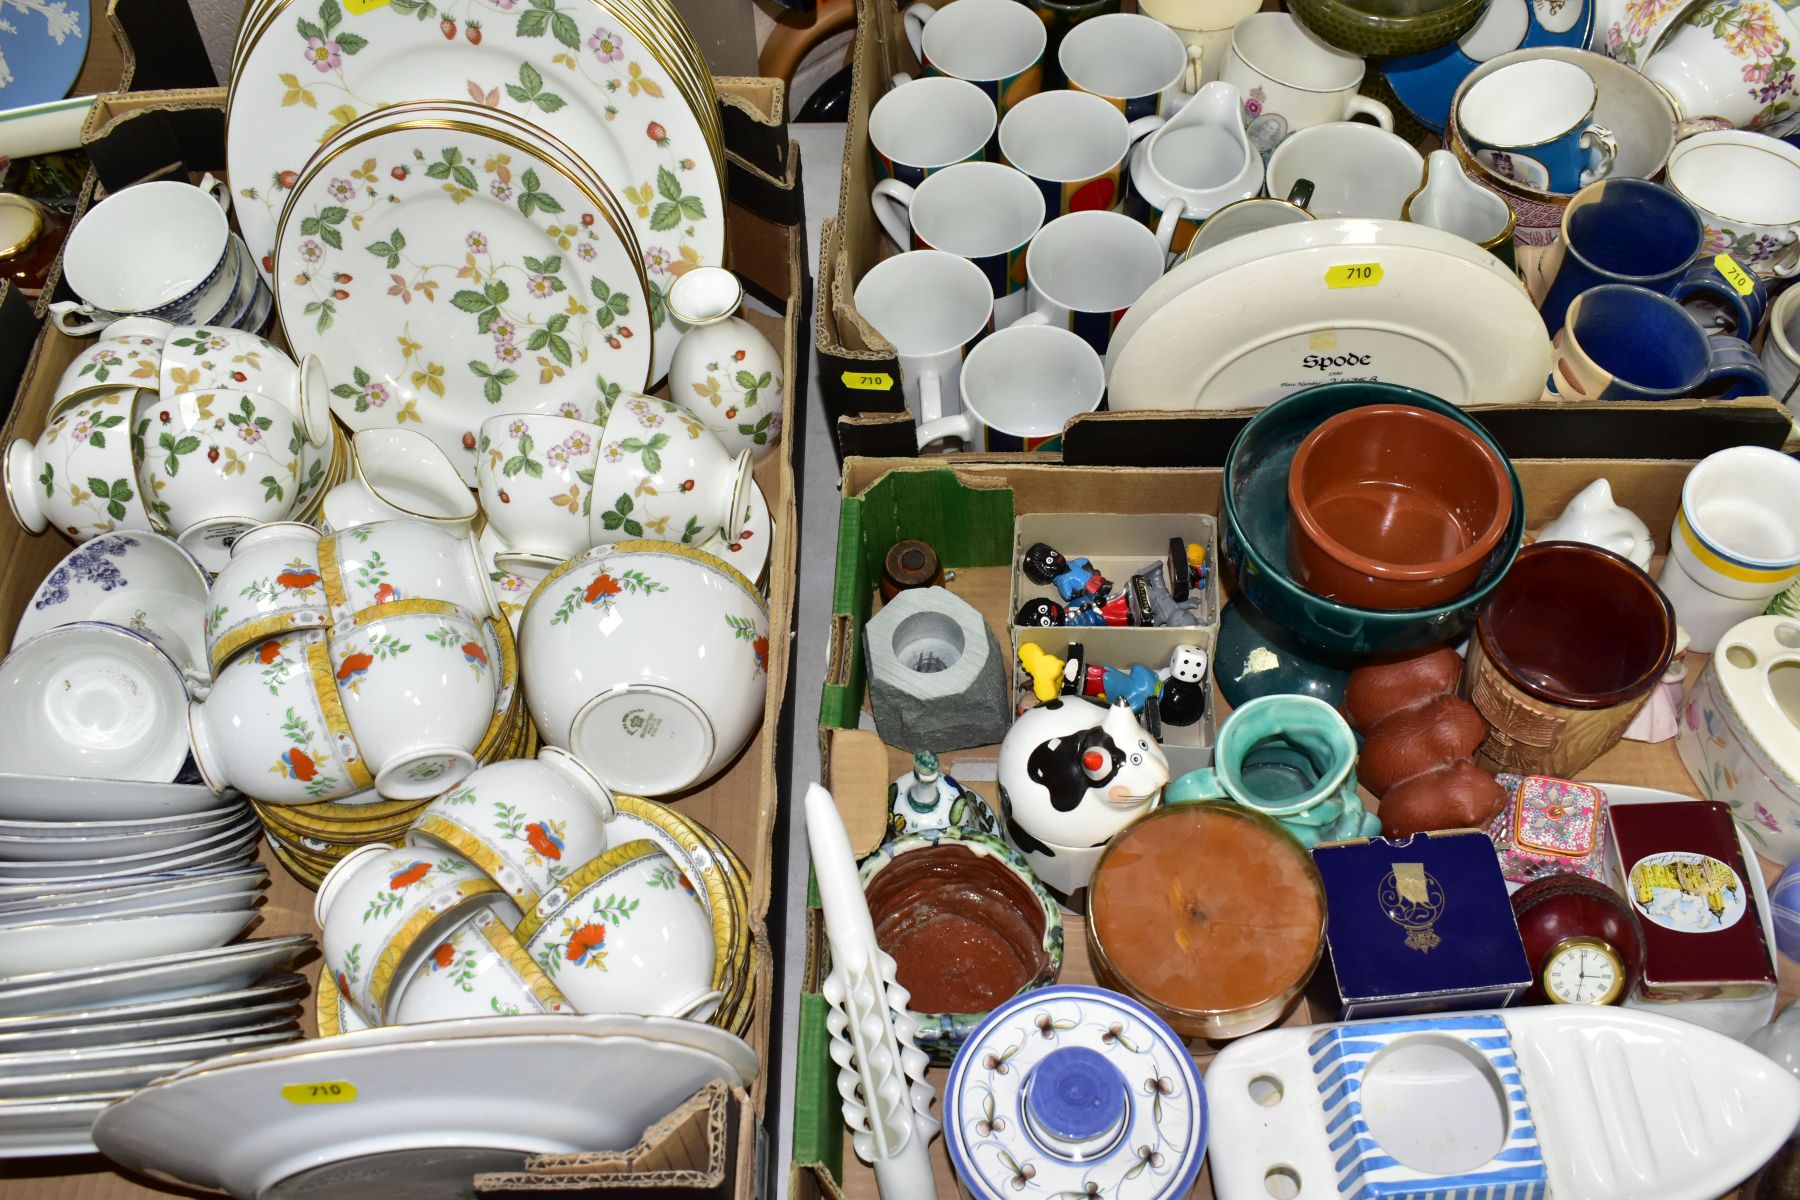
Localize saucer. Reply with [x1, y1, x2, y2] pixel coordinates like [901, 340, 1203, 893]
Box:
[0, 773, 231, 823]
[0, 935, 312, 1018]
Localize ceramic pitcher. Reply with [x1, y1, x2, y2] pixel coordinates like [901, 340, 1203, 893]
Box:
[1125, 80, 1264, 256]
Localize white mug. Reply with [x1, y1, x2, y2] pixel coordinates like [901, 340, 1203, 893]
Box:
[1139, 0, 1264, 90]
[1223, 12, 1393, 160]
[869, 76, 998, 188]
[1059, 12, 1196, 121]
[1764, 283, 1800, 411]
[1268, 121, 1424, 219]
[1658, 446, 1800, 652]
[854, 250, 995, 435]
[902, 0, 1046, 115]
[872, 161, 1045, 327]
[1008, 209, 1167, 358]
[999, 89, 1165, 219]
[917, 325, 1105, 452]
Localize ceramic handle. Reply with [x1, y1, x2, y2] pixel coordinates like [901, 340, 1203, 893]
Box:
[1166, 767, 1223, 802]
[48, 300, 110, 336]
[901, 2, 934, 65]
[1345, 95, 1393, 131]
[1772, 232, 1800, 280]
[1124, 113, 1166, 146]
[1702, 333, 1770, 399]
[1285, 178, 1315, 210]
[915, 368, 948, 427]
[1152, 199, 1187, 257]
[916, 409, 977, 450]
[870, 179, 917, 253]
[1580, 124, 1619, 186]
[198, 172, 231, 214]
[1005, 308, 1053, 331]
[1181, 44, 1204, 95]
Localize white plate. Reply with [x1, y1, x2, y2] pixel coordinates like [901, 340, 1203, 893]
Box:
[0, 1091, 125, 1158]
[0, 998, 301, 1054]
[0, 800, 249, 838]
[0, 972, 307, 1035]
[275, 112, 650, 485]
[227, 0, 722, 373]
[0, 823, 260, 882]
[0, 908, 260, 976]
[1105, 238, 1551, 411]
[0, 806, 251, 860]
[0, 866, 267, 919]
[0, 935, 313, 1018]
[95, 1026, 752, 1197]
[0, 1025, 299, 1077]
[0, 859, 263, 902]
[0, 887, 261, 932]
[0, 773, 232, 822]
[0, 1028, 297, 1099]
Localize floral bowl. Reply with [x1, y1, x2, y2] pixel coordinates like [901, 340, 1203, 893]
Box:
[6, 387, 154, 542]
[202, 522, 328, 677]
[586, 394, 752, 551]
[318, 519, 500, 626]
[390, 906, 572, 1023]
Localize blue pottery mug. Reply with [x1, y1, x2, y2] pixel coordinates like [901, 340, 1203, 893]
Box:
[1457, 58, 1618, 195]
[1671, 254, 1770, 338]
[1538, 178, 1704, 337]
[1549, 284, 1768, 401]
[1166, 694, 1380, 847]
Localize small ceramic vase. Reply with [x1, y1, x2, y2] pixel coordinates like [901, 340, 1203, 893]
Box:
[5, 387, 154, 542]
[391, 907, 572, 1023]
[668, 268, 784, 462]
[884, 750, 999, 843]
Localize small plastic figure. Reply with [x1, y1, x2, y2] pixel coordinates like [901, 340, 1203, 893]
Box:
[1158, 644, 1209, 727]
[1016, 597, 1065, 627]
[1017, 642, 1065, 703]
[1061, 643, 1167, 715]
[1021, 542, 1113, 606]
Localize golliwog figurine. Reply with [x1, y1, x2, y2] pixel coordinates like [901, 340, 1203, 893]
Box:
[884, 749, 999, 843]
[1157, 644, 1209, 727]
[1021, 542, 1112, 606]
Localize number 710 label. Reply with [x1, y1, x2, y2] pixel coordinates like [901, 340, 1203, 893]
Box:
[282, 1081, 358, 1105]
[1325, 263, 1384, 289]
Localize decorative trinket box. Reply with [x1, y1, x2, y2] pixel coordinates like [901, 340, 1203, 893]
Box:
[1610, 799, 1778, 1001]
[1487, 773, 1611, 884]
[1310, 829, 1531, 1019]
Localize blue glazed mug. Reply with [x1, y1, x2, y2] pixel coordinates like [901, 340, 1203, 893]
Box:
[1167, 694, 1380, 847]
[1548, 284, 1768, 402]
[1457, 59, 1618, 196]
[1538, 178, 1704, 337]
[1670, 254, 1770, 338]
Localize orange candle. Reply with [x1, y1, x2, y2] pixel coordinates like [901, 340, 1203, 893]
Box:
[1088, 803, 1324, 1039]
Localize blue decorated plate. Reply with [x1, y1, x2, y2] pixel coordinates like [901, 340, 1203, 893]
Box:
[0, 0, 88, 110]
[1382, 0, 1595, 133]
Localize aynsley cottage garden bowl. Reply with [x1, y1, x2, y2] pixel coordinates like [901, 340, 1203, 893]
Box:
[520, 541, 769, 798]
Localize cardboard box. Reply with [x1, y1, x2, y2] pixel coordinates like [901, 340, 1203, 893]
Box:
[791, 455, 1800, 1200]
[813, 0, 1799, 464]
[0, 85, 806, 1198]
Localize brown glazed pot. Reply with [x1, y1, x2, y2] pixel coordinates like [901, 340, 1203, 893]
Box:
[1463, 541, 1677, 776]
[1287, 404, 1514, 609]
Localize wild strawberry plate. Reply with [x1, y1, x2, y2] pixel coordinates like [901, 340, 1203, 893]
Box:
[274, 112, 650, 484]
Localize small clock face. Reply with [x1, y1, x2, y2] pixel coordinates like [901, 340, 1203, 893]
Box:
[1543, 937, 1625, 1006]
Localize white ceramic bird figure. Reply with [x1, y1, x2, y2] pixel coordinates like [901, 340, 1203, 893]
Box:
[1536, 478, 1654, 570]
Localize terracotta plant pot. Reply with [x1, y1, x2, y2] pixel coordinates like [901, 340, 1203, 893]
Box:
[1464, 541, 1676, 776]
[1287, 403, 1514, 609]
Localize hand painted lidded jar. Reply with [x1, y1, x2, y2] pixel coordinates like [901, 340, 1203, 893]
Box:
[885, 749, 999, 843]
[667, 267, 785, 462]
[944, 983, 1208, 1200]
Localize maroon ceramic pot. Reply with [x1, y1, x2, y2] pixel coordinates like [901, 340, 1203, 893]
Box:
[1286, 404, 1515, 609]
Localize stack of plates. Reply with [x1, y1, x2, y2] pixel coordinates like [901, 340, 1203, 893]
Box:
[253, 614, 533, 888]
[93, 1013, 756, 1197]
[0, 776, 315, 1157]
[225, 0, 727, 480]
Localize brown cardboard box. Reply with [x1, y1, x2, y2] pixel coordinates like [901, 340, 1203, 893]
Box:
[791, 456, 1800, 1200]
[0, 84, 805, 1198]
[812, 0, 1798, 463]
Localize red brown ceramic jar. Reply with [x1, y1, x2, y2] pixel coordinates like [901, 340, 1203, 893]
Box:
[1286, 403, 1514, 608]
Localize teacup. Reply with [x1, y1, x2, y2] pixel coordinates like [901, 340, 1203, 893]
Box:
[869, 76, 998, 188]
[520, 541, 769, 797]
[1166, 694, 1380, 847]
[0, 624, 191, 784]
[1764, 284, 1800, 410]
[5, 387, 154, 542]
[1125, 79, 1265, 256]
[190, 627, 372, 803]
[1179, 183, 1315, 261]
[1658, 447, 1800, 652]
[999, 88, 1164, 218]
[915, 324, 1105, 452]
[1222, 12, 1393, 159]
[1457, 58, 1618, 194]
[587, 395, 751, 552]
[513, 839, 719, 1019]
[1007, 210, 1167, 358]
[1549, 285, 1767, 402]
[315, 842, 512, 1025]
[317, 520, 500, 627]
[410, 748, 616, 909]
[1537, 177, 1705, 337]
[902, 0, 1046, 116]
[50, 175, 242, 335]
[871, 161, 1045, 327]
[475, 413, 601, 565]
[323, 428, 477, 534]
[391, 907, 572, 1023]
[1140, 0, 1263, 90]
[159, 326, 331, 447]
[1643, 2, 1799, 131]
[1666, 130, 1800, 281]
[1058, 12, 1194, 120]
[853, 250, 994, 439]
[54, 323, 168, 404]
[1402, 148, 1517, 270]
[1267, 121, 1424, 219]
[328, 599, 498, 799]
[202, 522, 328, 676]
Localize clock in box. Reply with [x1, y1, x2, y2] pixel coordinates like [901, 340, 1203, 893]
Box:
[1609, 799, 1777, 1001]
[1310, 829, 1532, 1020]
